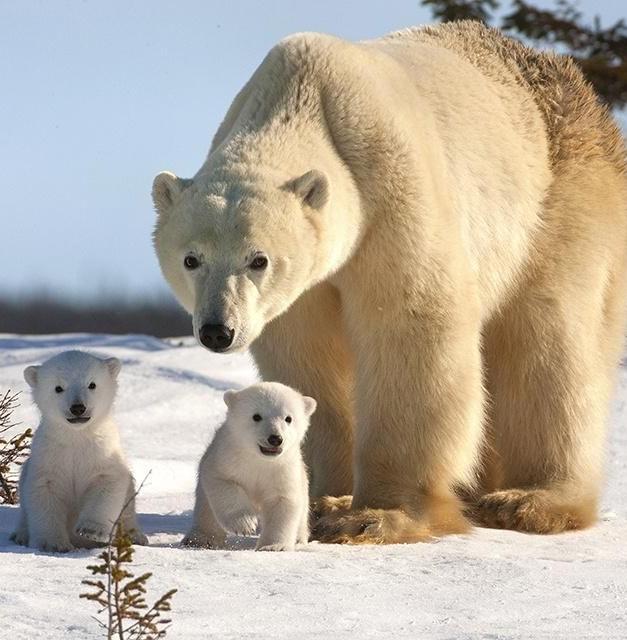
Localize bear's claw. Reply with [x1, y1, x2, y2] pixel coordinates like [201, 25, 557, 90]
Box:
[310, 495, 353, 523]
[312, 508, 435, 545]
[469, 489, 596, 534]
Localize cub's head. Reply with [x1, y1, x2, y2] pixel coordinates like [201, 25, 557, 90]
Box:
[24, 351, 121, 428]
[223, 382, 316, 459]
[152, 165, 356, 352]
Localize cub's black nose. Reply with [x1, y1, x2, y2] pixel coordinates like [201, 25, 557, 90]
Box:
[267, 434, 283, 447]
[199, 324, 234, 352]
[70, 403, 86, 416]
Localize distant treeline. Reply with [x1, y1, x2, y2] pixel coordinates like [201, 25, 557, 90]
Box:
[0, 292, 191, 337]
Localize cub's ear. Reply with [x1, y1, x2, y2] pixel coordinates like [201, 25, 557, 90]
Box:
[223, 389, 239, 408]
[105, 357, 122, 379]
[289, 170, 329, 210]
[23, 365, 40, 388]
[152, 171, 191, 217]
[302, 396, 317, 417]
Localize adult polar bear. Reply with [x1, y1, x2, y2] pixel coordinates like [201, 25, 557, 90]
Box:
[152, 22, 627, 544]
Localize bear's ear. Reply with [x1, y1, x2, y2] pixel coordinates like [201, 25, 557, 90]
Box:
[223, 389, 239, 409]
[289, 170, 329, 210]
[23, 365, 40, 388]
[152, 171, 191, 217]
[302, 395, 317, 417]
[105, 357, 122, 379]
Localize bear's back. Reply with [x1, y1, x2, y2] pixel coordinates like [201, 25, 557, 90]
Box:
[381, 21, 625, 174]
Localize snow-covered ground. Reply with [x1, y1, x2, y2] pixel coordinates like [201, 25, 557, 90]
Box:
[0, 333, 626, 639]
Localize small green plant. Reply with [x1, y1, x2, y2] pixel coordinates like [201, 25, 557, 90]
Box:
[0, 390, 32, 504]
[80, 479, 177, 639]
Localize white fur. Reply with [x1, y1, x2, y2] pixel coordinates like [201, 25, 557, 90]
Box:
[153, 23, 627, 541]
[182, 382, 316, 551]
[11, 351, 147, 552]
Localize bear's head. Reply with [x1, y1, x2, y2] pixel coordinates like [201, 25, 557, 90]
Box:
[24, 351, 121, 428]
[152, 164, 359, 352]
[223, 382, 316, 459]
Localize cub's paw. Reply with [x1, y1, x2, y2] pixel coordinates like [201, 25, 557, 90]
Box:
[226, 513, 258, 537]
[10, 530, 29, 546]
[180, 529, 226, 549]
[74, 519, 110, 543]
[37, 538, 76, 553]
[129, 529, 149, 546]
[256, 542, 294, 552]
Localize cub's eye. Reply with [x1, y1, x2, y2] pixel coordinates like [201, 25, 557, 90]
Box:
[249, 255, 268, 271]
[184, 255, 200, 270]
[252, 414, 262, 422]
[88, 382, 97, 390]
[285, 416, 292, 423]
[55, 386, 64, 394]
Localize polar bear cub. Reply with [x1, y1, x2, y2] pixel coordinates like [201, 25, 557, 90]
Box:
[182, 382, 316, 551]
[11, 350, 147, 552]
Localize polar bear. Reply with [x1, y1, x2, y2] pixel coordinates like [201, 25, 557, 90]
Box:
[182, 382, 315, 551]
[152, 21, 627, 544]
[11, 351, 147, 552]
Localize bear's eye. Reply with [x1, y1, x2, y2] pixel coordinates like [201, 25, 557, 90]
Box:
[249, 255, 268, 271]
[88, 382, 96, 390]
[184, 255, 200, 270]
[55, 386, 64, 394]
[285, 416, 292, 423]
[252, 414, 263, 422]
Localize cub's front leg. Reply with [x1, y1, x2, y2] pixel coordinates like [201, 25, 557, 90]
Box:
[10, 458, 30, 546]
[257, 497, 302, 551]
[296, 471, 310, 545]
[26, 481, 75, 553]
[182, 474, 227, 548]
[74, 472, 131, 544]
[203, 477, 258, 537]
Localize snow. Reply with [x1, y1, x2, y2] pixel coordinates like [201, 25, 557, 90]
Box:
[1, 333, 626, 639]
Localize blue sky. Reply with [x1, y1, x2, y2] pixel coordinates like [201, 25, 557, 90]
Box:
[1, 0, 624, 299]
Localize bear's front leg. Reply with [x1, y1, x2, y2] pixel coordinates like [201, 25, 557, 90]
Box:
[75, 472, 131, 544]
[252, 283, 355, 498]
[257, 497, 302, 551]
[314, 288, 484, 544]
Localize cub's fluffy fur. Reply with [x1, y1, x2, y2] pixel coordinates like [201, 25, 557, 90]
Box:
[11, 351, 146, 552]
[182, 383, 315, 551]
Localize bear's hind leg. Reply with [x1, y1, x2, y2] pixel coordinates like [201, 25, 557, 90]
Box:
[478, 191, 627, 534]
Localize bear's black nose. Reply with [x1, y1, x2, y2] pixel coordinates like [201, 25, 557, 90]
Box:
[70, 403, 86, 416]
[199, 324, 234, 352]
[267, 434, 283, 447]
